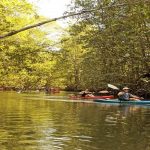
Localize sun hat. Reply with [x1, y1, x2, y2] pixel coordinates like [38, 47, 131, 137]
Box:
[123, 87, 129, 90]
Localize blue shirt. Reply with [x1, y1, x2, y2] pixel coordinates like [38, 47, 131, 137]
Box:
[119, 92, 133, 100]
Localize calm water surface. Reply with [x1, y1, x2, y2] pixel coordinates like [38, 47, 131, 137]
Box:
[0, 92, 150, 150]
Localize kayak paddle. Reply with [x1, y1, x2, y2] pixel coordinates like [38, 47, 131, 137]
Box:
[107, 84, 119, 90]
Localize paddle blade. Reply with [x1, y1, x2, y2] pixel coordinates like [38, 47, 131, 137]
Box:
[108, 84, 119, 90]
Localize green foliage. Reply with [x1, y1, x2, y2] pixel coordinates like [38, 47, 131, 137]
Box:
[58, 0, 150, 90]
[0, 0, 60, 90]
[0, 0, 149, 91]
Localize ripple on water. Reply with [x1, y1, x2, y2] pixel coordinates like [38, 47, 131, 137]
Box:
[0, 92, 150, 150]
[105, 115, 117, 126]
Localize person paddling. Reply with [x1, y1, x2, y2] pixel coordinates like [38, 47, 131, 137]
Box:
[79, 89, 94, 97]
[118, 87, 144, 101]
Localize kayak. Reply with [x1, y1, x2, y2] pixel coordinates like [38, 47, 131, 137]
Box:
[94, 99, 150, 105]
[69, 95, 114, 100]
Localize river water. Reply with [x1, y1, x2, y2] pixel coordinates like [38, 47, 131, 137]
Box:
[0, 92, 150, 150]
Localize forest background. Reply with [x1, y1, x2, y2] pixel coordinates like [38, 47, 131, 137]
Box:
[0, 0, 149, 94]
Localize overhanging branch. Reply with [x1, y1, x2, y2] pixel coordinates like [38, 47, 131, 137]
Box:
[0, 9, 96, 39]
[0, 1, 149, 39]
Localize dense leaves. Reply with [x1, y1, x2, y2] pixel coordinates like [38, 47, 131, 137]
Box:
[0, 0, 149, 93]
[0, 0, 59, 90]
[59, 0, 150, 92]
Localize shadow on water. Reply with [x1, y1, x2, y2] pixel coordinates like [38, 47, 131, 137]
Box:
[0, 92, 150, 150]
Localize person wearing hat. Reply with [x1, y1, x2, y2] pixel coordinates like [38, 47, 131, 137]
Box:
[79, 89, 94, 97]
[118, 87, 143, 101]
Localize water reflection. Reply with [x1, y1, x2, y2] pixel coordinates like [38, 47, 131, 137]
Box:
[0, 92, 150, 150]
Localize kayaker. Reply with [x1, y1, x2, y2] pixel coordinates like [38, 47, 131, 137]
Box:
[79, 89, 94, 97]
[118, 87, 144, 101]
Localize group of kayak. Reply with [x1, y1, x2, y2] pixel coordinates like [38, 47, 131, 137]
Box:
[69, 86, 150, 105]
[70, 89, 114, 99]
[70, 86, 145, 101]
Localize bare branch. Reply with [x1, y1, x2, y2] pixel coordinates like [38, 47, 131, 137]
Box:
[0, 10, 96, 39]
[0, 1, 149, 39]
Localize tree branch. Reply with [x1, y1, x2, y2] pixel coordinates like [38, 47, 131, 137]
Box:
[0, 10, 96, 40]
[0, 1, 149, 39]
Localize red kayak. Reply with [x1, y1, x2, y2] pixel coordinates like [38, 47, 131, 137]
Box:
[69, 95, 114, 100]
